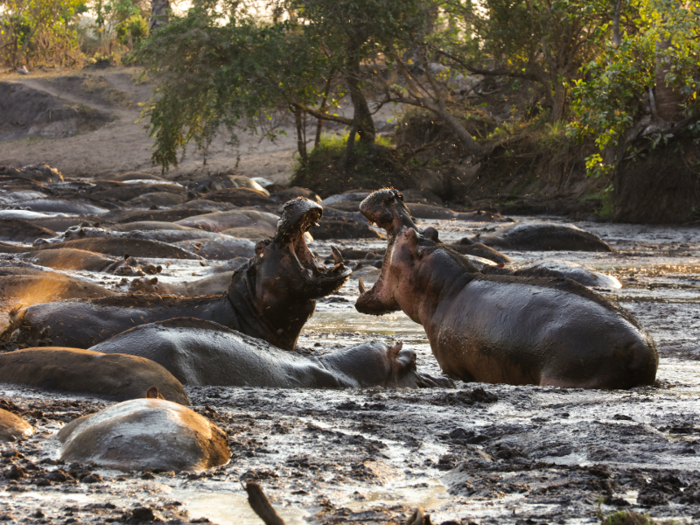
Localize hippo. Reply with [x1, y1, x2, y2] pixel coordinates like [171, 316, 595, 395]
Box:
[0, 408, 34, 442]
[469, 222, 613, 252]
[355, 189, 658, 389]
[23, 248, 140, 273]
[89, 318, 448, 388]
[0, 219, 55, 243]
[57, 391, 229, 472]
[175, 209, 279, 235]
[0, 348, 190, 405]
[128, 269, 244, 296]
[33, 237, 199, 259]
[3, 198, 351, 351]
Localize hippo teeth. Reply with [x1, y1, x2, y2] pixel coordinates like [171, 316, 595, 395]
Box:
[359, 277, 366, 294]
[331, 246, 344, 265]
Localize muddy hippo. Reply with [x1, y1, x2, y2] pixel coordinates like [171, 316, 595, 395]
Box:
[57, 392, 229, 471]
[355, 189, 658, 389]
[470, 222, 613, 252]
[0, 408, 34, 442]
[89, 318, 448, 388]
[175, 209, 279, 235]
[0, 348, 190, 404]
[3, 198, 351, 351]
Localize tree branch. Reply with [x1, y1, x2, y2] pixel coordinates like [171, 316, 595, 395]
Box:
[433, 48, 540, 82]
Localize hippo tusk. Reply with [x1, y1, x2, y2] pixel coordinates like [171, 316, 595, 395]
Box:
[359, 277, 366, 294]
[389, 342, 403, 356]
[331, 246, 344, 265]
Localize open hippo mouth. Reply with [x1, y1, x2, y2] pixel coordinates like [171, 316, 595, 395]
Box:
[359, 188, 418, 237]
[275, 198, 352, 296]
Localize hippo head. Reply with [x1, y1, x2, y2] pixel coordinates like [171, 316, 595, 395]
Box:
[259, 197, 352, 299]
[327, 341, 453, 388]
[228, 198, 352, 350]
[359, 188, 418, 236]
[356, 190, 479, 320]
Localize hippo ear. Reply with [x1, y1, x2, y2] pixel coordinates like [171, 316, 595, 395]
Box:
[146, 387, 163, 399]
[389, 342, 403, 357]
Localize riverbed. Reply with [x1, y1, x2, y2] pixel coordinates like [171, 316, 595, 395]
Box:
[1, 215, 699, 524]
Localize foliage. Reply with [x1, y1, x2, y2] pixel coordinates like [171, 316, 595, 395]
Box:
[0, 0, 87, 67]
[115, 13, 148, 46]
[569, 0, 700, 176]
[437, 0, 618, 122]
[135, 0, 336, 170]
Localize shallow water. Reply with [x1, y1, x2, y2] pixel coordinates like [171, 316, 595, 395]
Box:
[2, 216, 700, 524]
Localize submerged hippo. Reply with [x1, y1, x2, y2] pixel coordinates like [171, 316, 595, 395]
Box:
[0, 408, 34, 442]
[89, 318, 448, 388]
[3, 198, 351, 350]
[57, 390, 229, 472]
[470, 222, 613, 252]
[0, 348, 190, 405]
[355, 189, 657, 389]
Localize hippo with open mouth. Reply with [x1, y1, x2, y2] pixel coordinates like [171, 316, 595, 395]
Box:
[3, 198, 352, 351]
[355, 189, 658, 389]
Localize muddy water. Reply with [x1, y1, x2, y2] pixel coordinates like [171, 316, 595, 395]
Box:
[1, 216, 700, 524]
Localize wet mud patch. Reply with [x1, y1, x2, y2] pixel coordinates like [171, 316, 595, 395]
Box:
[0, 217, 699, 523]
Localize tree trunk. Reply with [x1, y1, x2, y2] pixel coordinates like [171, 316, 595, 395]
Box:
[293, 107, 308, 166]
[655, 37, 685, 121]
[346, 72, 375, 144]
[150, 0, 171, 32]
[550, 80, 566, 122]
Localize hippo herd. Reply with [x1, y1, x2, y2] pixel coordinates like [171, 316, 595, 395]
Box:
[0, 166, 658, 475]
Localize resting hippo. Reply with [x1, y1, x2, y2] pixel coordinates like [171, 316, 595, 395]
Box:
[3, 198, 351, 350]
[89, 318, 448, 388]
[0, 348, 190, 405]
[57, 391, 229, 472]
[355, 189, 657, 389]
[0, 408, 34, 442]
[470, 222, 613, 252]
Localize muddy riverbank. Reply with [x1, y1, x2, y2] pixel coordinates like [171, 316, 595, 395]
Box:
[1, 216, 699, 524]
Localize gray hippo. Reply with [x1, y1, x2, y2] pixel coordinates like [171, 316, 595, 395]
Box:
[0, 347, 190, 405]
[3, 198, 351, 351]
[89, 318, 449, 388]
[355, 189, 657, 389]
[57, 390, 229, 472]
[469, 222, 613, 251]
[0, 408, 34, 442]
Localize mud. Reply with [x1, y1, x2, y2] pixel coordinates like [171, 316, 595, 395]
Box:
[0, 213, 697, 524]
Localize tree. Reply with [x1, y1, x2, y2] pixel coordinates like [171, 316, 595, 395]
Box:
[569, 0, 700, 222]
[437, 0, 617, 122]
[0, 0, 86, 68]
[136, 0, 340, 170]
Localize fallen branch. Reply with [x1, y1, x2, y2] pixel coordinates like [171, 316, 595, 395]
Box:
[245, 481, 286, 525]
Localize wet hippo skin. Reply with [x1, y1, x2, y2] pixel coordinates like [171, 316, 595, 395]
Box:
[355, 189, 658, 389]
[2, 198, 352, 351]
[0, 408, 34, 442]
[0, 347, 191, 405]
[90, 317, 449, 389]
[57, 396, 229, 472]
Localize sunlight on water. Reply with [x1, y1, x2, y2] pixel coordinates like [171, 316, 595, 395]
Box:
[169, 489, 309, 525]
[303, 309, 427, 343]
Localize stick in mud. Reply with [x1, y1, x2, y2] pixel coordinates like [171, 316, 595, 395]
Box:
[403, 507, 431, 525]
[245, 481, 287, 525]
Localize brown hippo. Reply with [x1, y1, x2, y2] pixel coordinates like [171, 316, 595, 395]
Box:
[3, 198, 351, 351]
[469, 222, 613, 252]
[57, 390, 229, 472]
[89, 318, 449, 388]
[0, 348, 190, 405]
[0, 408, 34, 442]
[355, 189, 658, 389]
